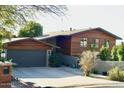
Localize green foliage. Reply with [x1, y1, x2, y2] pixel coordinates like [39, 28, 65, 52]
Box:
[49, 53, 63, 67]
[0, 28, 12, 40]
[0, 28, 12, 53]
[104, 40, 110, 48]
[91, 69, 99, 74]
[117, 42, 124, 61]
[99, 46, 110, 61]
[111, 46, 118, 61]
[0, 5, 67, 31]
[18, 21, 43, 37]
[89, 43, 97, 52]
[0, 6, 17, 28]
[0, 57, 13, 62]
[108, 67, 124, 81]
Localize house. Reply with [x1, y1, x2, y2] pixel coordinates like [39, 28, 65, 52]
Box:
[3, 27, 122, 67]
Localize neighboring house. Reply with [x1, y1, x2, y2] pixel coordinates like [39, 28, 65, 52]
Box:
[3, 27, 122, 67]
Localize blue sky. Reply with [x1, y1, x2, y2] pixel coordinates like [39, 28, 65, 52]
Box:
[34, 6, 124, 44]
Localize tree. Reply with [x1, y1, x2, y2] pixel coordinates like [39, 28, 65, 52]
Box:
[117, 42, 124, 61]
[79, 51, 98, 76]
[18, 21, 43, 37]
[111, 46, 118, 61]
[0, 28, 12, 49]
[0, 5, 68, 32]
[99, 46, 110, 61]
[0, 28, 12, 58]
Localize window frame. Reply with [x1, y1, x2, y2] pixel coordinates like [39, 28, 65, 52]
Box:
[3, 66, 10, 76]
[80, 37, 87, 47]
[104, 40, 110, 48]
[90, 38, 99, 48]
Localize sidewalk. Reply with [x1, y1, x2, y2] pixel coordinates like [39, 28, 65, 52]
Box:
[21, 76, 124, 88]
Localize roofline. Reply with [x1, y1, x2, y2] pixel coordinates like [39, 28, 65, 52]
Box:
[4, 38, 60, 48]
[35, 35, 59, 40]
[4, 27, 122, 45]
[96, 27, 122, 40]
[67, 27, 122, 40]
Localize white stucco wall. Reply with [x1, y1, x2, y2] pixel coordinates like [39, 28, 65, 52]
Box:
[94, 61, 124, 74]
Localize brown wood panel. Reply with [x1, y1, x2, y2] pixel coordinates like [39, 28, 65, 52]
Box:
[56, 36, 71, 55]
[4, 39, 52, 50]
[70, 29, 116, 56]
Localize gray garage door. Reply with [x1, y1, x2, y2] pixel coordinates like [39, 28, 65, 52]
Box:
[7, 50, 47, 67]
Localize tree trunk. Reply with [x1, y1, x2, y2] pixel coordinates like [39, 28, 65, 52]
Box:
[84, 70, 90, 76]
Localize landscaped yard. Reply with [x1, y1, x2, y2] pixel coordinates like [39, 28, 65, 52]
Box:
[12, 67, 124, 88]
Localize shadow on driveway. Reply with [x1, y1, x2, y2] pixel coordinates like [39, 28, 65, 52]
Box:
[13, 67, 82, 79]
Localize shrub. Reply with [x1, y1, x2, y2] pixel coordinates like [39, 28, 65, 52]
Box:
[99, 46, 110, 61]
[108, 67, 120, 81]
[111, 46, 118, 61]
[108, 67, 124, 81]
[91, 69, 99, 74]
[79, 51, 98, 76]
[49, 53, 62, 67]
[117, 42, 124, 61]
[119, 71, 124, 81]
[0, 57, 13, 62]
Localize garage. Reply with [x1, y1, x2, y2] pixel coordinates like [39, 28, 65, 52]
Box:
[7, 50, 46, 67]
[4, 38, 58, 67]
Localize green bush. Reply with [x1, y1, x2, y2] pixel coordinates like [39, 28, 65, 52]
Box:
[91, 69, 99, 74]
[108, 67, 124, 82]
[117, 43, 124, 61]
[49, 53, 62, 67]
[0, 57, 13, 62]
[108, 67, 120, 81]
[99, 46, 110, 61]
[111, 46, 118, 61]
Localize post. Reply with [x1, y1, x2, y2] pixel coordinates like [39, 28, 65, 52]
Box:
[0, 62, 12, 88]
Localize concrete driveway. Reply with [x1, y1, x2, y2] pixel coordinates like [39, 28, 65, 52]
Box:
[13, 67, 124, 88]
[13, 67, 82, 78]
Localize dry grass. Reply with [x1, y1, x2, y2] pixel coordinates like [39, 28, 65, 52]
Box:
[79, 51, 98, 76]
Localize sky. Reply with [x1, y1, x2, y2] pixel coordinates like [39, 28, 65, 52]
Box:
[34, 6, 124, 44]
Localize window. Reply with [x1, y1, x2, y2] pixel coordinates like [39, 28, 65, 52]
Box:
[95, 39, 99, 48]
[80, 38, 87, 47]
[3, 67, 9, 76]
[91, 39, 99, 48]
[104, 40, 110, 48]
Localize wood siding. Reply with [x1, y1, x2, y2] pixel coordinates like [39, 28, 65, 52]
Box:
[70, 29, 116, 56]
[4, 39, 52, 50]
